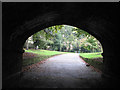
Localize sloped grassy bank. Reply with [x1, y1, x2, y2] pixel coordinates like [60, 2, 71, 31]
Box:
[79, 52, 103, 71]
[23, 49, 69, 67]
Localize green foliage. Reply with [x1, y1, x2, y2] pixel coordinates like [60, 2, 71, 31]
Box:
[25, 25, 103, 53]
[73, 27, 90, 37]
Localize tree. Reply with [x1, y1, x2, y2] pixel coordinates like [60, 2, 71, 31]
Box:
[32, 25, 63, 50]
[24, 36, 34, 50]
[25, 25, 102, 53]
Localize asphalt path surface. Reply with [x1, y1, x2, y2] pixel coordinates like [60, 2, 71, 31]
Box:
[19, 53, 103, 88]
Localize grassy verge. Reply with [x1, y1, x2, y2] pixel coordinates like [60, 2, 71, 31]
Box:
[23, 49, 69, 67]
[79, 52, 103, 59]
[79, 52, 103, 71]
[25, 49, 69, 56]
[22, 55, 51, 67]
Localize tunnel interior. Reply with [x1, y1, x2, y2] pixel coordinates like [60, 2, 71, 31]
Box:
[2, 2, 120, 88]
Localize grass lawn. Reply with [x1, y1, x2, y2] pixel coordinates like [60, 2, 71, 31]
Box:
[79, 52, 103, 71]
[23, 49, 69, 67]
[79, 52, 103, 59]
[25, 49, 68, 56]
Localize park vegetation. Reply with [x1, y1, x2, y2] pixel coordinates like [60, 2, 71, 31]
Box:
[24, 25, 103, 53]
[23, 25, 103, 71]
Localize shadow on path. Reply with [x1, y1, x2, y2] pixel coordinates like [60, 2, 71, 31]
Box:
[19, 53, 105, 88]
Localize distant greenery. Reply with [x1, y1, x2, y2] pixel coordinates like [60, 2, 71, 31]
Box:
[79, 52, 103, 71]
[23, 25, 103, 69]
[24, 25, 103, 53]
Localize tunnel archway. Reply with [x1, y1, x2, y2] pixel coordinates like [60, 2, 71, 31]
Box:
[22, 24, 103, 72]
[3, 3, 120, 88]
[8, 13, 113, 84]
[12, 12, 110, 74]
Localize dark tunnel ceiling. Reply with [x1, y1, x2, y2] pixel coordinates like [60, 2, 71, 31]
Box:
[2, 3, 119, 29]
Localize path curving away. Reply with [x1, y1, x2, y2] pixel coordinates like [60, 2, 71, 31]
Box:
[19, 53, 103, 88]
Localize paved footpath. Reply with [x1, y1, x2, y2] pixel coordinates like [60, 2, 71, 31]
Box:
[19, 53, 104, 88]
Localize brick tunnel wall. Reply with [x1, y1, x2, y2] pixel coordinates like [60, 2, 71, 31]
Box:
[2, 2, 120, 88]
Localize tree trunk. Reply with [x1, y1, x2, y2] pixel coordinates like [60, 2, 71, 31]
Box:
[77, 42, 79, 53]
[26, 39, 29, 50]
[68, 43, 70, 52]
[60, 40, 61, 51]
